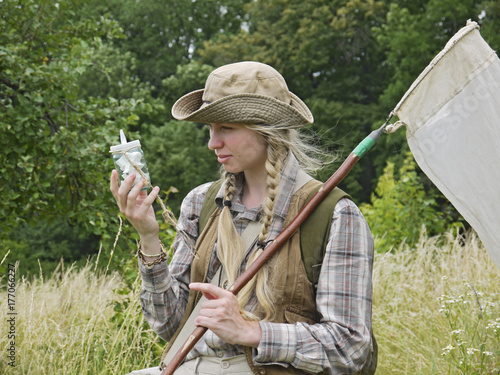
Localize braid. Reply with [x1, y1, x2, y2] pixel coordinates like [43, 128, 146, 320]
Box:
[258, 147, 282, 244]
[224, 173, 237, 202]
[217, 172, 245, 289]
[238, 141, 286, 321]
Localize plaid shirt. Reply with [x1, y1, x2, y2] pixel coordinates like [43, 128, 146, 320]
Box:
[139, 154, 374, 374]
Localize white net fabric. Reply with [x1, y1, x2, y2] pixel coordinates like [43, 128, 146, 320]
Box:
[395, 21, 500, 269]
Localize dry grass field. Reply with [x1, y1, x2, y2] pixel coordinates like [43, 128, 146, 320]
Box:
[1, 230, 499, 374]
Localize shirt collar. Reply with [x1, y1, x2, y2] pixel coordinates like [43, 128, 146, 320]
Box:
[214, 153, 303, 220]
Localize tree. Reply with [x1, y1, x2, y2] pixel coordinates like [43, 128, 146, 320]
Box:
[0, 0, 154, 255]
[78, 0, 248, 94]
[142, 120, 220, 215]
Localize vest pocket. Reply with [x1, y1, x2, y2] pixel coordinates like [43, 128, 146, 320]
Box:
[284, 306, 317, 325]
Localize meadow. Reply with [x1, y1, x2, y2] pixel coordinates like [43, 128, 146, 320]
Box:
[1, 230, 499, 374]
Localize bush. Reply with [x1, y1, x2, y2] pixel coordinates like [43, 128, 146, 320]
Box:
[360, 152, 459, 251]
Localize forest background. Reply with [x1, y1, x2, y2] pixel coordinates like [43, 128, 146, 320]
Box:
[1, 0, 500, 280]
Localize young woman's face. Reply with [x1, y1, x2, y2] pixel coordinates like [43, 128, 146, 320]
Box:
[207, 123, 268, 175]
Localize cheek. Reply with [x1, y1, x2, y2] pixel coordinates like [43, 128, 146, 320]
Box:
[237, 138, 267, 158]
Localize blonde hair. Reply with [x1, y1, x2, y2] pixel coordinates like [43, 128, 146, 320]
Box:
[216, 125, 329, 321]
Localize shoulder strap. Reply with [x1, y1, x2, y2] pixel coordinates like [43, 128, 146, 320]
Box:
[199, 180, 222, 235]
[300, 186, 350, 290]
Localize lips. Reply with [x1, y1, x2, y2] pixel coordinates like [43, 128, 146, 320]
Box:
[217, 154, 231, 163]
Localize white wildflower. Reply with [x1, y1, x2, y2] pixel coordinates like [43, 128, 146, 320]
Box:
[466, 347, 478, 355]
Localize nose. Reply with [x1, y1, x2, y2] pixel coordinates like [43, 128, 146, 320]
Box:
[208, 128, 223, 150]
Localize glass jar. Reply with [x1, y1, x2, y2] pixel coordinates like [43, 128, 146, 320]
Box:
[110, 139, 151, 190]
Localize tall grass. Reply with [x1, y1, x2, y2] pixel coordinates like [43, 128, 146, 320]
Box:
[373, 229, 500, 374]
[0, 260, 163, 374]
[0, 230, 499, 374]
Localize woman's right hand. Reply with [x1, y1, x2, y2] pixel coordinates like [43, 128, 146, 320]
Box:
[110, 170, 160, 243]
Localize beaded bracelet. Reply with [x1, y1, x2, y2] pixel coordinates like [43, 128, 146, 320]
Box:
[137, 240, 168, 267]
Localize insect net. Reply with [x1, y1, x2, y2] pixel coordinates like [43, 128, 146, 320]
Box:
[387, 21, 500, 269]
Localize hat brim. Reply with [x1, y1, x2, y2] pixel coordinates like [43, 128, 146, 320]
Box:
[172, 89, 313, 128]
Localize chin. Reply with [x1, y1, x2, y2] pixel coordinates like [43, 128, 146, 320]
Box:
[222, 165, 242, 174]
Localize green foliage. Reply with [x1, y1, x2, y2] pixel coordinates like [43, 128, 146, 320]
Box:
[161, 61, 215, 116]
[374, 0, 499, 109]
[0, 0, 163, 277]
[360, 153, 458, 250]
[201, 0, 389, 103]
[0, 0, 148, 235]
[3, 218, 99, 277]
[77, 43, 152, 100]
[480, 1, 500, 49]
[78, 0, 248, 93]
[307, 99, 388, 201]
[143, 120, 220, 215]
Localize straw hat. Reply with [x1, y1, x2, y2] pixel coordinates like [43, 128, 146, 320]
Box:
[171, 61, 313, 127]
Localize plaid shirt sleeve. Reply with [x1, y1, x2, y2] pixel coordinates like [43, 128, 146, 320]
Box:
[138, 182, 212, 342]
[255, 198, 375, 375]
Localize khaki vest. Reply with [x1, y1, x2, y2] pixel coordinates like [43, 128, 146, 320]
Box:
[161, 180, 376, 375]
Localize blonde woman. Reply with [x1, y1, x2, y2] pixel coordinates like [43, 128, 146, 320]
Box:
[111, 62, 376, 375]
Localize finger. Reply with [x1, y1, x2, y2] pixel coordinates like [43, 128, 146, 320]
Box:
[135, 186, 160, 217]
[110, 170, 119, 198]
[194, 315, 214, 330]
[117, 173, 136, 210]
[143, 186, 160, 206]
[124, 177, 147, 215]
[200, 298, 229, 310]
[190, 283, 229, 300]
[134, 181, 151, 206]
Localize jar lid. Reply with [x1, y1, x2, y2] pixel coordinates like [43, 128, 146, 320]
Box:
[109, 139, 141, 153]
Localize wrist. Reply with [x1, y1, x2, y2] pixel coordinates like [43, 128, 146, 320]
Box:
[139, 234, 161, 255]
[137, 238, 168, 267]
[238, 320, 262, 348]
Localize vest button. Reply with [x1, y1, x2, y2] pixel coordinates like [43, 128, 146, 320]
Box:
[220, 360, 230, 369]
[259, 369, 266, 375]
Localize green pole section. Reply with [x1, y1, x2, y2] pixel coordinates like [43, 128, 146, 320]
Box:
[352, 136, 376, 158]
[352, 114, 393, 159]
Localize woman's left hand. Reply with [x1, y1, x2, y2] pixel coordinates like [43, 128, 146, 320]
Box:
[189, 282, 262, 348]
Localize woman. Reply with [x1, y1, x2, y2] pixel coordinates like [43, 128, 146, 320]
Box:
[111, 61, 376, 375]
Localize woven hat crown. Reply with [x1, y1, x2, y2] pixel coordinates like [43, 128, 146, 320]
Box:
[201, 62, 292, 106]
[172, 61, 313, 127]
